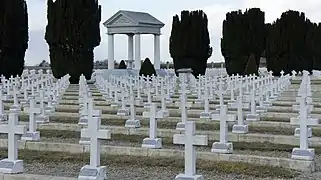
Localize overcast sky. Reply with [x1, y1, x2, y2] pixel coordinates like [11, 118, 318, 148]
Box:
[25, 0, 321, 65]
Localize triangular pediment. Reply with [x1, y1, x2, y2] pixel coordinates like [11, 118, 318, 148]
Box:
[104, 12, 137, 27]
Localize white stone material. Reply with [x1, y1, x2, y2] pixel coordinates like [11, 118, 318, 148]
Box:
[212, 105, 233, 154]
[173, 121, 207, 180]
[22, 98, 41, 141]
[0, 88, 7, 121]
[232, 97, 248, 134]
[142, 103, 162, 149]
[108, 34, 115, 69]
[0, 109, 27, 174]
[78, 112, 111, 180]
[128, 34, 134, 61]
[134, 34, 141, 70]
[154, 34, 160, 69]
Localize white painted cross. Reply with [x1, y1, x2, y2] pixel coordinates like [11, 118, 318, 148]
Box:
[232, 96, 249, 134]
[0, 109, 27, 174]
[124, 86, 141, 128]
[211, 105, 233, 154]
[22, 98, 41, 141]
[173, 121, 208, 179]
[142, 103, 162, 149]
[78, 111, 111, 180]
[0, 88, 7, 121]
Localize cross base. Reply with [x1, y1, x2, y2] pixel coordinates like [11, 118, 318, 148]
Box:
[79, 137, 90, 145]
[227, 101, 237, 109]
[135, 98, 143, 106]
[125, 119, 140, 128]
[211, 142, 233, 154]
[158, 110, 169, 118]
[194, 99, 203, 105]
[291, 148, 315, 161]
[78, 165, 107, 180]
[232, 125, 249, 134]
[290, 117, 319, 125]
[294, 128, 313, 138]
[110, 102, 120, 108]
[142, 138, 162, 149]
[177, 102, 192, 109]
[0, 114, 7, 121]
[175, 173, 204, 180]
[144, 103, 152, 108]
[0, 159, 23, 174]
[256, 106, 267, 113]
[176, 122, 185, 130]
[263, 101, 272, 107]
[246, 114, 260, 121]
[117, 109, 129, 116]
[78, 116, 88, 126]
[200, 112, 212, 119]
[10, 105, 20, 112]
[45, 106, 55, 114]
[165, 97, 173, 104]
[36, 115, 49, 124]
[21, 131, 40, 141]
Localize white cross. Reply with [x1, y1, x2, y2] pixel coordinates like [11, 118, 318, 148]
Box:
[0, 110, 26, 160]
[27, 98, 41, 132]
[80, 98, 111, 167]
[173, 121, 208, 177]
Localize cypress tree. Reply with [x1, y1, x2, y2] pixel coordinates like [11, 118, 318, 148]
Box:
[221, 8, 265, 76]
[139, 58, 156, 77]
[118, 60, 127, 69]
[0, 0, 28, 78]
[169, 10, 212, 77]
[45, 0, 101, 83]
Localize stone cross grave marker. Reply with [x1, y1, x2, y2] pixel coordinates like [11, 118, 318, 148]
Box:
[212, 105, 233, 154]
[10, 85, 20, 111]
[291, 97, 315, 161]
[200, 82, 211, 119]
[36, 89, 49, 124]
[159, 87, 169, 118]
[125, 86, 141, 128]
[246, 80, 260, 121]
[0, 109, 27, 174]
[173, 121, 208, 180]
[0, 88, 7, 121]
[117, 91, 129, 116]
[232, 96, 248, 134]
[78, 111, 111, 180]
[22, 98, 41, 141]
[142, 103, 162, 149]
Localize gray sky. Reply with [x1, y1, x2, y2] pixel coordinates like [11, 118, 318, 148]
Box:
[25, 0, 321, 65]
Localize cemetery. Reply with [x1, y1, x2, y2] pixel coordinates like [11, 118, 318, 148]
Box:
[2, 0, 321, 180]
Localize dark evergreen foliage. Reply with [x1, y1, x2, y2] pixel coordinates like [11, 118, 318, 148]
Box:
[244, 53, 258, 76]
[0, 0, 28, 78]
[45, 0, 101, 83]
[139, 58, 157, 77]
[169, 10, 212, 77]
[118, 60, 127, 69]
[221, 8, 265, 76]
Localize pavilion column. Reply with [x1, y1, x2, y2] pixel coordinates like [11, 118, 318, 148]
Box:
[128, 34, 134, 61]
[108, 34, 115, 69]
[154, 34, 161, 69]
[134, 34, 141, 70]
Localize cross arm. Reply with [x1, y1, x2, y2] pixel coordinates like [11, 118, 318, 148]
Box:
[173, 134, 208, 146]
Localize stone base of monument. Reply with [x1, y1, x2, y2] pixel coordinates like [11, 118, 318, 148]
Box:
[246, 114, 260, 121]
[21, 131, 40, 141]
[110, 102, 120, 108]
[78, 116, 88, 126]
[45, 106, 55, 115]
[232, 125, 249, 134]
[117, 109, 129, 116]
[78, 165, 107, 180]
[211, 113, 236, 122]
[0, 159, 23, 174]
[79, 137, 90, 145]
[290, 117, 319, 125]
[176, 122, 185, 130]
[291, 148, 315, 161]
[141, 138, 162, 149]
[256, 106, 267, 113]
[200, 112, 212, 119]
[10, 105, 20, 112]
[36, 115, 49, 124]
[211, 142, 233, 154]
[294, 128, 313, 138]
[175, 174, 204, 180]
[135, 98, 143, 106]
[158, 110, 169, 118]
[125, 119, 140, 128]
[0, 114, 7, 121]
